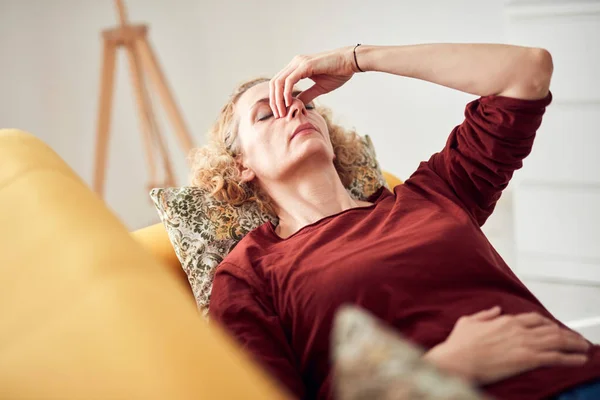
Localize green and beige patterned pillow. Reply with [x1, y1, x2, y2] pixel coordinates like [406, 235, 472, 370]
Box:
[150, 135, 387, 315]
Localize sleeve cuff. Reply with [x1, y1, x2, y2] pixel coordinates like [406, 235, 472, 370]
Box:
[479, 90, 553, 110]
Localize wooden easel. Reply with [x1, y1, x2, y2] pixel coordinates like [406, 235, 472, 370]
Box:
[93, 0, 194, 197]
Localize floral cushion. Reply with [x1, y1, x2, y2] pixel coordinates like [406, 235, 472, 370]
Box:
[150, 135, 387, 315]
[332, 305, 486, 400]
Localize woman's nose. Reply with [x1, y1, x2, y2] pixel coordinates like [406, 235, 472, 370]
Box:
[287, 99, 306, 119]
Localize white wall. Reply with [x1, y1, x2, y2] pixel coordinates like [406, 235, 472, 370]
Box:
[503, 0, 600, 342]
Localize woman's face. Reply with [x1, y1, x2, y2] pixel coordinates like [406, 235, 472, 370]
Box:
[233, 81, 333, 184]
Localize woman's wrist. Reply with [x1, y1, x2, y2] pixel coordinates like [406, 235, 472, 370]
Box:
[353, 44, 379, 73]
[423, 342, 477, 384]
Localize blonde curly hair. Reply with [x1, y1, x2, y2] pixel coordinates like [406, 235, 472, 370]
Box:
[189, 77, 366, 216]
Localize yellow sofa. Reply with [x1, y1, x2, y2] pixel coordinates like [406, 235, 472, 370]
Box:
[0, 130, 288, 399]
[0, 129, 402, 399]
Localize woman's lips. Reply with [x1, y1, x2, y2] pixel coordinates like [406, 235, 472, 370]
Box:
[290, 122, 317, 141]
[291, 128, 316, 140]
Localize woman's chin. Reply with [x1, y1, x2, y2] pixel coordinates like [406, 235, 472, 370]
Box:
[287, 144, 335, 167]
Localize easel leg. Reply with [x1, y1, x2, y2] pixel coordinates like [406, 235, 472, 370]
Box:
[125, 42, 158, 187]
[137, 38, 195, 156]
[93, 39, 118, 197]
[132, 38, 177, 189]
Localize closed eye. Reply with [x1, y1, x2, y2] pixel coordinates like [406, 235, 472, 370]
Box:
[257, 113, 273, 122]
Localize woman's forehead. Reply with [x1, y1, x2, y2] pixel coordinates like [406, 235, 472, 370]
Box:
[237, 82, 271, 112]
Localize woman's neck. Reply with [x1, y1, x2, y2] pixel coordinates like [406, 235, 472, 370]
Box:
[264, 162, 371, 238]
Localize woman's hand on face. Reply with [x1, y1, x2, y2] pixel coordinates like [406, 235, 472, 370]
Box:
[269, 46, 358, 118]
[424, 306, 591, 385]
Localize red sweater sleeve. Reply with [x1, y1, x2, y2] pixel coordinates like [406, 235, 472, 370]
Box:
[209, 262, 305, 399]
[428, 92, 552, 226]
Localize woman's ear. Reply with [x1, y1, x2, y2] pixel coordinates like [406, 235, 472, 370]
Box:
[237, 161, 254, 184]
[240, 166, 256, 183]
[236, 154, 255, 183]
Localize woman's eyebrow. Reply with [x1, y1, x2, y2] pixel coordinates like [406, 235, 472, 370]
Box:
[249, 91, 303, 112]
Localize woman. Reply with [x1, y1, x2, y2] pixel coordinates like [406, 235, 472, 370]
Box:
[194, 43, 600, 399]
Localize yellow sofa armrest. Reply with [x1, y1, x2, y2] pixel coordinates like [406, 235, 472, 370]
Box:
[0, 129, 289, 400]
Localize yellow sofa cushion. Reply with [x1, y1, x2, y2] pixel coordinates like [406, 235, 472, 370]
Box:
[131, 219, 188, 284]
[382, 170, 403, 189]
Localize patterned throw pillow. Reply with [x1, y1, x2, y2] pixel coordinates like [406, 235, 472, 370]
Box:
[332, 305, 487, 400]
[150, 135, 387, 315]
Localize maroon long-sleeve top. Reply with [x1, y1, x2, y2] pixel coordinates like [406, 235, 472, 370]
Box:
[209, 92, 600, 400]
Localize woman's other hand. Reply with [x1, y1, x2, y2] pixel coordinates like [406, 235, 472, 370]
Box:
[424, 306, 591, 385]
[269, 46, 358, 118]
